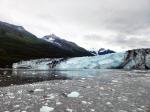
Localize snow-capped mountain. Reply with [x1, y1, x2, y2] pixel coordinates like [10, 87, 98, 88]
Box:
[13, 48, 150, 70]
[42, 34, 93, 56]
[89, 48, 115, 55]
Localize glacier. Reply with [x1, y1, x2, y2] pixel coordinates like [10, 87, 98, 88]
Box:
[13, 52, 126, 70]
[13, 58, 64, 70]
[12, 49, 150, 70]
[55, 52, 126, 70]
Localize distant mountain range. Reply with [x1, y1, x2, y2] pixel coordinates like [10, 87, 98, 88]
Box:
[89, 48, 115, 55]
[42, 34, 92, 56]
[0, 21, 92, 67]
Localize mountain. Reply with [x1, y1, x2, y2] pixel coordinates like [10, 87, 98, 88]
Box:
[90, 48, 115, 55]
[42, 34, 93, 56]
[0, 21, 92, 67]
[13, 48, 150, 70]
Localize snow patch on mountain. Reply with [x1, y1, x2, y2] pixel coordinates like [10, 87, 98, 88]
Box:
[42, 34, 62, 46]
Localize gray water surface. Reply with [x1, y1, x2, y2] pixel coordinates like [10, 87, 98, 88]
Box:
[0, 69, 150, 112]
[0, 69, 150, 87]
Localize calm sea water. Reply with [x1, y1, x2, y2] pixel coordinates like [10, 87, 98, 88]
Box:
[0, 69, 149, 87]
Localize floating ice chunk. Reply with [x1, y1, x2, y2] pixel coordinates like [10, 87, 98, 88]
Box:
[46, 94, 55, 100]
[67, 91, 80, 98]
[137, 108, 143, 111]
[118, 110, 128, 112]
[17, 90, 22, 94]
[118, 96, 128, 102]
[82, 101, 88, 104]
[56, 101, 62, 105]
[44, 103, 48, 106]
[112, 80, 118, 83]
[7, 92, 15, 99]
[40, 106, 54, 112]
[34, 89, 44, 92]
[99, 87, 104, 90]
[14, 105, 20, 108]
[66, 108, 73, 112]
[90, 109, 95, 112]
[106, 102, 113, 107]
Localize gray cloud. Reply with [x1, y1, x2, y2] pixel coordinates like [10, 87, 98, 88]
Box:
[0, 0, 150, 51]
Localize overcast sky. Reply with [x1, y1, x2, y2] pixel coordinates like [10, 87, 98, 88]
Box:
[0, 0, 150, 51]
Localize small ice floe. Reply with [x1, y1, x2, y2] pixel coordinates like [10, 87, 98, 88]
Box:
[86, 86, 91, 88]
[118, 96, 128, 102]
[40, 106, 54, 112]
[82, 101, 88, 104]
[32, 72, 36, 75]
[46, 94, 55, 100]
[14, 105, 20, 108]
[112, 80, 118, 83]
[118, 110, 128, 112]
[99, 87, 104, 90]
[17, 90, 22, 94]
[56, 101, 62, 105]
[7, 92, 15, 99]
[67, 91, 80, 98]
[34, 89, 44, 92]
[0, 94, 3, 97]
[140, 106, 145, 109]
[137, 108, 144, 111]
[88, 101, 93, 105]
[3, 71, 8, 75]
[106, 102, 113, 107]
[66, 108, 73, 112]
[90, 109, 95, 112]
[44, 103, 48, 106]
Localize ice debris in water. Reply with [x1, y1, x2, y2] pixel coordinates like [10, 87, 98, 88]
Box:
[99, 87, 104, 90]
[34, 89, 44, 92]
[90, 109, 95, 112]
[56, 101, 62, 105]
[118, 110, 128, 112]
[46, 94, 55, 100]
[82, 101, 88, 104]
[66, 108, 73, 112]
[112, 80, 118, 83]
[40, 106, 54, 112]
[67, 91, 80, 98]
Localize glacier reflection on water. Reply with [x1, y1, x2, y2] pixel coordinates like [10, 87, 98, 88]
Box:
[0, 69, 150, 87]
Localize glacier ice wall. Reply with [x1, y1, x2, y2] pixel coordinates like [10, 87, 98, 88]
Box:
[13, 58, 63, 70]
[13, 49, 150, 70]
[55, 52, 126, 70]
